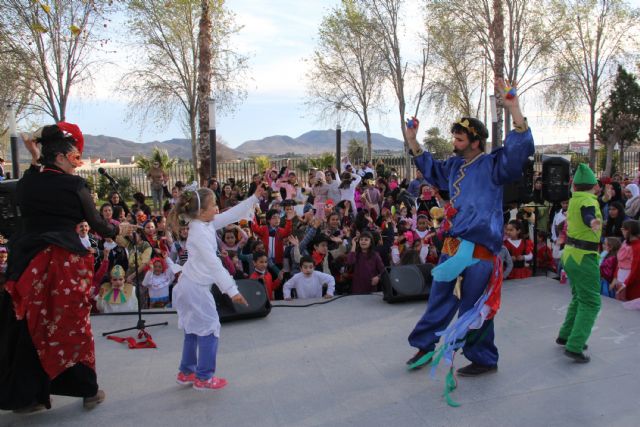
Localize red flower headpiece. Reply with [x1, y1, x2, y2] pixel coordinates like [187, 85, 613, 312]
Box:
[57, 121, 84, 154]
[148, 256, 168, 272]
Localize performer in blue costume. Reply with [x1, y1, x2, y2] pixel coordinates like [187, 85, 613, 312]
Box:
[405, 79, 535, 377]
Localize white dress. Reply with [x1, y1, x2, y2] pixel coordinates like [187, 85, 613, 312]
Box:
[172, 195, 258, 337]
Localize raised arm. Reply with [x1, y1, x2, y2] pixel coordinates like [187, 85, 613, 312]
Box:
[491, 78, 535, 184]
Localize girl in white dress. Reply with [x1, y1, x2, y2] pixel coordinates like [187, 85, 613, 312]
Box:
[169, 183, 264, 390]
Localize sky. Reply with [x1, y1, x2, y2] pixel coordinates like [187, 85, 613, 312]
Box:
[57, 0, 640, 149]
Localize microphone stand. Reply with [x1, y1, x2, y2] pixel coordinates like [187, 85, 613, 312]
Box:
[101, 178, 168, 338]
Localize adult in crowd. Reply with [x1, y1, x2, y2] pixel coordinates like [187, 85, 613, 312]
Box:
[147, 161, 168, 214]
[405, 78, 534, 376]
[0, 123, 136, 412]
[0, 157, 5, 180]
[407, 169, 428, 198]
[623, 183, 640, 219]
[603, 201, 625, 239]
[109, 191, 130, 216]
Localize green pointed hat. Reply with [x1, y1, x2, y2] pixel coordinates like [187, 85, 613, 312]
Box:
[573, 163, 597, 185]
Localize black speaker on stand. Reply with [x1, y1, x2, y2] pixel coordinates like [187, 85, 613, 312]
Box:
[0, 180, 20, 239]
[542, 156, 571, 203]
[503, 157, 535, 205]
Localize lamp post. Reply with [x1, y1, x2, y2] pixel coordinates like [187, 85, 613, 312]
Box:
[208, 97, 216, 178]
[335, 103, 342, 171]
[490, 95, 499, 150]
[7, 103, 19, 179]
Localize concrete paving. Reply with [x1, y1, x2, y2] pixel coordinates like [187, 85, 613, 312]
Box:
[2, 276, 640, 427]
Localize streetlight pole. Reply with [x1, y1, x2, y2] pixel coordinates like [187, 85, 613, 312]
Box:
[335, 103, 342, 171]
[8, 103, 19, 179]
[490, 95, 499, 150]
[208, 97, 216, 179]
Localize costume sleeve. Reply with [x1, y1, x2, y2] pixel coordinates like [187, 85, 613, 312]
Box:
[316, 271, 335, 296]
[501, 247, 514, 279]
[412, 152, 454, 192]
[213, 195, 258, 229]
[283, 275, 298, 299]
[278, 219, 293, 238]
[580, 206, 597, 227]
[92, 257, 110, 291]
[624, 245, 640, 292]
[374, 252, 385, 276]
[351, 173, 362, 189]
[346, 251, 356, 266]
[490, 127, 535, 185]
[78, 185, 118, 239]
[142, 271, 152, 288]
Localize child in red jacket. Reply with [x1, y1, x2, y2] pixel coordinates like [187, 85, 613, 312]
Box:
[251, 209, 293, 269]
[249, 252, 281, 300]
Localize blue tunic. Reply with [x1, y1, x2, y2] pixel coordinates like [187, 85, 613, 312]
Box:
[413, 128, 535, 255]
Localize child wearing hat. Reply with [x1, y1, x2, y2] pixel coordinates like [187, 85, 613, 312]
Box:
[556, 163, 602, 363]
[96, 265, 138, 313]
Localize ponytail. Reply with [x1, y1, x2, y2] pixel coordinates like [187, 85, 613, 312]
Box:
[168, 187, 214, 230]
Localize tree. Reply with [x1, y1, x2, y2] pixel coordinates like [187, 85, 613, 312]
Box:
[253, 155, 270, 174]
[307, 0, 386, 161]
[596, 65, 640, 176]
[0, 0, 112, 122]
[361, 0, 430, 177]
[425, 14, 485, 118]
[423, 127, 453, 160]
[309, 153, 336, 170]
[425, 0, 558, 141]
[122, 0, 247, 170]
[547, 0, 640, 168]
[0, 32, 34, 155]
[347, 138, 365, 160]
[135, 146, 178, 172]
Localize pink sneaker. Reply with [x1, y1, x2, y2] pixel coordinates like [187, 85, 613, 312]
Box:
[176, 372, 196, 385]
[193, 376, 228, 391]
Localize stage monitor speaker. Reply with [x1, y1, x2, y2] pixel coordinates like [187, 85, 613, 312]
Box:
[503, 158, 535, 205]
[381, 264, 432, 303]
[542, 156, 571, 203]
[0, 179, 20, 239]
[212, 279, 271, 322]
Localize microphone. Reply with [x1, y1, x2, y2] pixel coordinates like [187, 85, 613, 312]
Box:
[98, 167, 119, 189]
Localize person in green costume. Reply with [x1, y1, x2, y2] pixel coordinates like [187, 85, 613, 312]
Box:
[556, 163, 602, 363]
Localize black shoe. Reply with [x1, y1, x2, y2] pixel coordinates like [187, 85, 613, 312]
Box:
[406, 350, 432, 370]
[555, 337, 588, 350]
[564, 349, 590, 363]
[456, 362, 498, 377]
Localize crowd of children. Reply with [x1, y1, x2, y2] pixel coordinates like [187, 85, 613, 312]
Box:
[3, 162, 640, 314]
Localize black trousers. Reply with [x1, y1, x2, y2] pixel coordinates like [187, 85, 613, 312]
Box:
[0, 292, 98, 410]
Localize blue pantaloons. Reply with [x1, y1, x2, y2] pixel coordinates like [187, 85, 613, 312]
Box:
[408, 254, 499, 366]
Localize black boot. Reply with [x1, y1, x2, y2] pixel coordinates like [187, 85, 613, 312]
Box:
[564, 349, 590, 363]
[457, 362, 498, 377]
[406, 350, 432, 370]
[556, 337, 588, 350]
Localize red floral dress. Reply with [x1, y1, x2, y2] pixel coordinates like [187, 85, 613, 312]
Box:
[6, 245, 96, 379]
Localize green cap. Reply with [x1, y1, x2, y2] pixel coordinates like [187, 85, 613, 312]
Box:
[573, 163, 597, 185]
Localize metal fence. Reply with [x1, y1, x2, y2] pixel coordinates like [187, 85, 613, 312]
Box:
[75, 149, 640, 197]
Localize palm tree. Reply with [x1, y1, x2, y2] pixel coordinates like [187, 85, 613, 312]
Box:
[135, 146, 178, 173]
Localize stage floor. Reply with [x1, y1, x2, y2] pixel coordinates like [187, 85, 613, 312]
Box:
[2, 276, 640, 427]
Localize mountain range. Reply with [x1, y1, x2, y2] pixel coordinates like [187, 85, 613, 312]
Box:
[72, 130, 405, 161]
[235, 130, 405, 155]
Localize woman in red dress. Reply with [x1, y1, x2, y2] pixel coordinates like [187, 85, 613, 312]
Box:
[0, 123, 135, 412]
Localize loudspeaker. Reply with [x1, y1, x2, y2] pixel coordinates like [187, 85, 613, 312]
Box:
[212, 279, 271, 322]
[503, 158, 535, 205]
[381, 264, 433, 303]
[0, 179, 20, 239]
[542, 156, 571, 203]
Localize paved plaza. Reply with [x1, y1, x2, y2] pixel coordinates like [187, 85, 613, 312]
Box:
[2, 276, 639, 427]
